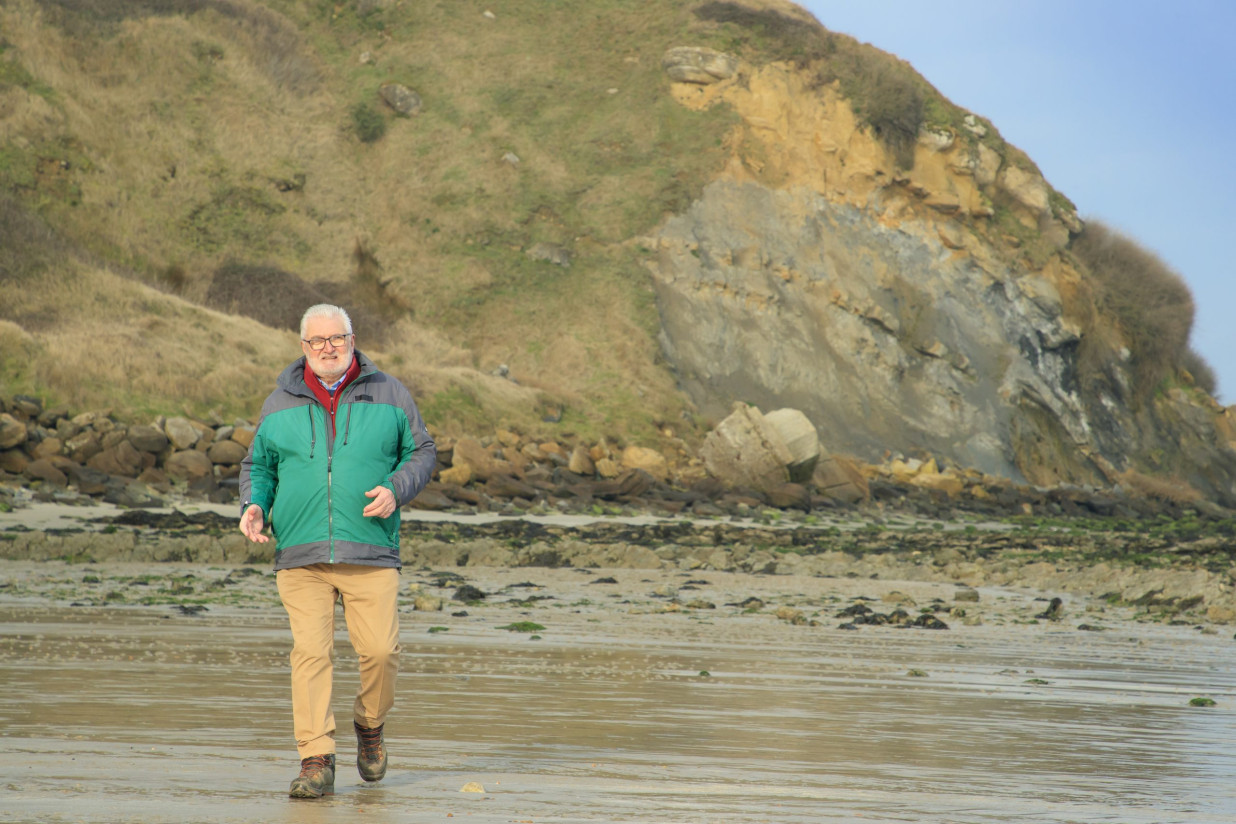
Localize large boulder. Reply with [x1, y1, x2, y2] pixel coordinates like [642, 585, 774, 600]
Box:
[568, 445, 595, 476]
[88, 440, 145, 477]
[127, 424, 169, 454]
[762, 408, 820, 483]
[230, 425, 256, 450]
[68, 464, 111, 495]
[620, 445, 668, 482]
[813, 455, 870, 504]
[10, 395, 42, 419]
[451, 438, 501, 482]
[206, 440, 249, 466]
[64, 430, 101, 463]
[24, 458, 67, 486]
[30, 437, 63, 460]
[0, 449, 29, 474]
[164, 449, 214, 480]
[0, 413, 27, 449]
[699, 403, 794, 495]
[164, 417, 204, 450]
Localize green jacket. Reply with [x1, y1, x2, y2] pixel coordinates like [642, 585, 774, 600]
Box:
[239, 350, 436, 570]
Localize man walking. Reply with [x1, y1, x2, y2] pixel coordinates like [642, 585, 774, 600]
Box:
[239, 303, 436, 798]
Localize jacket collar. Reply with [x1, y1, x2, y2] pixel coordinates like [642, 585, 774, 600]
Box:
[276, 348, 379, 397]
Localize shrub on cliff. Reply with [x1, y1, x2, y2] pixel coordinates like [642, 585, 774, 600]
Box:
[351, 101, 386, 144]
[1181, 348, 1218, 396]
[695, 2, 831, 64]
[1072, 221, 1197, 401]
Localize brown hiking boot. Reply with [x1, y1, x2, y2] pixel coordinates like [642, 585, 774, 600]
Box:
[288, 753, 335, 799]
[354, 721, 387, 782]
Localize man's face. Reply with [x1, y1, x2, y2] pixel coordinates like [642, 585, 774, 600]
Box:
[301, 315, 355, 383]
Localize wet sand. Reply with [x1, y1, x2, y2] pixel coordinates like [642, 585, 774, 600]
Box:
[3, 562, 1236, 823]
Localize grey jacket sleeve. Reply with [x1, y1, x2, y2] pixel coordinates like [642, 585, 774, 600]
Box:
[389, 380, 437, 507]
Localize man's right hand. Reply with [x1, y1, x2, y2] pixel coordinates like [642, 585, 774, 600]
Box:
[240, 504, 269, 543]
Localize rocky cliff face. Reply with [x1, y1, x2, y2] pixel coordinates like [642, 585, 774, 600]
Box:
[649, 179, 1080, 480]
[647, 60, 1236, 503]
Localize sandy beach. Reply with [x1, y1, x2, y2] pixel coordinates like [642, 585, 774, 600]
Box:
[4, 495, 1236, 822]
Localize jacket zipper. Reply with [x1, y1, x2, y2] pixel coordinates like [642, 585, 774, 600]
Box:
[327, 449, 334, 563]
[304, 365, 367, 565]
[322, 397, 336, 564]
[325, 381, 349, 563]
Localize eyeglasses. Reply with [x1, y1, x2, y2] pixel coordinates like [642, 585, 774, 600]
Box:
[302, 334, 351, 351]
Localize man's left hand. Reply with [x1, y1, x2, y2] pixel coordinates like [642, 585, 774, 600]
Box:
[362, 485, 397, 518]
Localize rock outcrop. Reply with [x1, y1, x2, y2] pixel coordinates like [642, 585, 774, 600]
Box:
[661, 47, 739, 85]
[649, 179, 1088, 482]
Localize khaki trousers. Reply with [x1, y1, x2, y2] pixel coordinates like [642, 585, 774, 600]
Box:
[276, 563, 401, 759]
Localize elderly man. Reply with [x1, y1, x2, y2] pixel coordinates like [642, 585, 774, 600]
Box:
[239, 303, 436, 798]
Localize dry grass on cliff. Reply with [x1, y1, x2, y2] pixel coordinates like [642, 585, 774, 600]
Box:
[1118, 469, 1204, 506]
[5, 265, 292, 421]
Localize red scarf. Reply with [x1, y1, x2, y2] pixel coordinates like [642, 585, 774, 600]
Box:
[304, 355, 361, 427]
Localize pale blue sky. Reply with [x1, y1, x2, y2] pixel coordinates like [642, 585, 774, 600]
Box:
[800, 0, 1236, 402]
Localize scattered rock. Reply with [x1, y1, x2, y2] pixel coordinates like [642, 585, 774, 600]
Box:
[912, 614, 949, 630]
[164, 417, 203, 450]
[164, 450, 214, 481]
[662, 46, 738, 84]
[526, 242, 572, 267]
[1035, 597, 1063, 621]
[0, 414, 28, 449]
[962, 114, 987, 137]
[24, 458, 67, 486]
[453, 584, 487, 602]
[775, 605, 806, 625]
[379, 83, 422, 116]
[620, 446, 668, 482]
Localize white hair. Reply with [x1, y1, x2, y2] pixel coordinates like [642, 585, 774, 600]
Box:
[300, 304, 353, 339]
